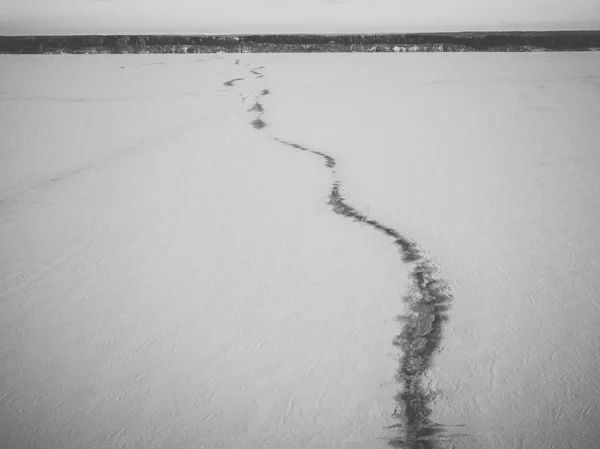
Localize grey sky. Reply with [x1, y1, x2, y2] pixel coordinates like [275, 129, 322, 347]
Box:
[1, 0, 599, 35]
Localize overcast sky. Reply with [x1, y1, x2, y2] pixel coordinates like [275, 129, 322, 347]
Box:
[1, 0, 600, 35]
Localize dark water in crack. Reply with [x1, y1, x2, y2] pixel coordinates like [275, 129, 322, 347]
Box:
[250, 118, 267, 129]
[223, 78, 245, 87]
[249, 98, 267, 129]
[248, 102, 264, 113]
[242, 68, 455, 448]
[272, 138, 455, 448]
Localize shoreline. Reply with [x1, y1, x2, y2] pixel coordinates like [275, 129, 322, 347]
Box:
[2, 31, 600, 54]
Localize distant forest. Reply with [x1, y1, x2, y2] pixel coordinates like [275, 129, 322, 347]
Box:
[1, 31, 600, 54]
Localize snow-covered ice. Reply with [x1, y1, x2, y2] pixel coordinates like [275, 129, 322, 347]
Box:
[1, 52, 600, 448]
[0, 55, 404, 449]
[256, 52, 600, 448]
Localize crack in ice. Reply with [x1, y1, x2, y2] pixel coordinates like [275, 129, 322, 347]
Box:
[233, 63, 455, 447]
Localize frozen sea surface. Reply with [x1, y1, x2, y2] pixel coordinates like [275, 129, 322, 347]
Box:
[1, 53, 600, 448]
[257, 52, 600, 448]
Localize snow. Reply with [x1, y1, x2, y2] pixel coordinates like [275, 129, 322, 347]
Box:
[0, 55, 404, 449]
[1, 52, 600, 448]
[254, 52, 600, 447]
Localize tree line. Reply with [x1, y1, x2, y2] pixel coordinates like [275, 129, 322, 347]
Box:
[1, 31, 599, 54]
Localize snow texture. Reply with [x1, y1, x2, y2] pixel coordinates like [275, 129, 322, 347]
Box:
[1, 52, 600, 448]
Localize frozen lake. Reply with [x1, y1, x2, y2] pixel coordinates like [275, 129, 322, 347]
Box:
[1, 53, 599, 448]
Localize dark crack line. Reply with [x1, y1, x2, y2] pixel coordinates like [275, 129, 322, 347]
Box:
[273, 137, 454, 448]
[248, 102, 264, 113]
[238, 66, 455, 447]
[223, 78, 245, 87]
[249, 98, 267, 129]
[244, 72, 270, 128]
[250, 66, 266, 78]
[250, 118, 267, 129]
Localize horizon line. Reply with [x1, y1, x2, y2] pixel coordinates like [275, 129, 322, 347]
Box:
[2, 28, 600, 38]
